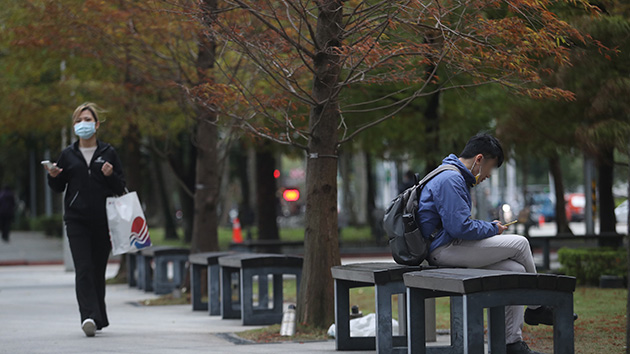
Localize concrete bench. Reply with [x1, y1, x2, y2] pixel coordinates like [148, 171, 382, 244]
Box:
[218, 253, 302, 325]
[331, 263, 446, 354]
[404, 268, 576, 354]
[136, 246, 190, 295]
[189, 251, 232, 314]
[126, 251, 139, 288]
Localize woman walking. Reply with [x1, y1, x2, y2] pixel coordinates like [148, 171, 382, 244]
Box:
[45, 102, 126, 337]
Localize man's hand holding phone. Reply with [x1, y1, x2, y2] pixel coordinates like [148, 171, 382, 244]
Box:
[41, 160, 62, 178]
[494, 220, 517, 235]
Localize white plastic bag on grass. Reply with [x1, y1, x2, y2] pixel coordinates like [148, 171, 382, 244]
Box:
[327, 313, 399, 338]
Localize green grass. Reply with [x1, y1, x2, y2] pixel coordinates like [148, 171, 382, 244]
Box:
[140, 293, 190, 306]
[148, 226, 376, 250]
[237, 286, 628, 353]
[148, 228, 189, 247]
[525, 287, 627, 354]
[238, 323, 329, 343]
[344, 286, 628, 354]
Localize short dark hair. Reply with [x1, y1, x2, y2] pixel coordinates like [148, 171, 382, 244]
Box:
[460, 133, 504, 167]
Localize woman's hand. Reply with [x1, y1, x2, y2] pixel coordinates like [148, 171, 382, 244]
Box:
[45, 164, 63, 178]
[102, 162, 114, 177]
[494, 220, 508, 235]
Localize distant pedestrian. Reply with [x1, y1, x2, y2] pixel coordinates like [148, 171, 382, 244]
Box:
[0, 185, 15, 243]
[45, 103, 126, 337]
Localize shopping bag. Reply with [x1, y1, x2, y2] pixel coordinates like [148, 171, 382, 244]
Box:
[106, 191, 151, 255]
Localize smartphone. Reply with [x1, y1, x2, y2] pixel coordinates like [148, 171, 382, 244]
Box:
[41, 160, 56, 170]
[504, 220, 518, 226]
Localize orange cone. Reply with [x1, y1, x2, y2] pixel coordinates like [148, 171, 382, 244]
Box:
[232, 217, 243, 243]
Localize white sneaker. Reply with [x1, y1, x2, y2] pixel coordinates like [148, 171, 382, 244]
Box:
[81, 319, 96, 337]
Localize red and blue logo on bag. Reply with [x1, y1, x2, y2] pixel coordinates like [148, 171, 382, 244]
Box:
[130, 216, 151, 249]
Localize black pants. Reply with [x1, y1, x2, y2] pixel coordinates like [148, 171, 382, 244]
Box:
[0, 217, 11, 242]
[66, 220, 111, 329]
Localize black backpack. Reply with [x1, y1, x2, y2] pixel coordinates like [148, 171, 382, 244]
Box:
[383, 165, 460, 265]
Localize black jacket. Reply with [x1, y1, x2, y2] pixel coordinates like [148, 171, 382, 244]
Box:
[48, 140, 126, 224]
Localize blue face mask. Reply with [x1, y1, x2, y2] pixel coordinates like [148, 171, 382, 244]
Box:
[74, 121, 96, 139]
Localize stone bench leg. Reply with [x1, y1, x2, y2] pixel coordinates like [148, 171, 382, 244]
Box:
[220, 266, 273, 320]
[462, 294, 485, 354]
[144, 255, 154, 293]
[153, 256, 187, 295]
[253, 273, 269, 310]
[127, 253, 137, 288]
[375, 281, 411, 353]
[335, 279, 439, 353]
[463, 289, 575, 354]
[137, 254, 154, 292]
[136, 254, 145, 290]
[240, 267, 301, 326]
[221, 266, 241, 319]
[208, 264, 221, 316]
[334, 279, 374, 350]
[406, 288, 464, 354]
[488, 306, 506, 354]
[191, 263, 208, 311]
[553, 293, 575, 354]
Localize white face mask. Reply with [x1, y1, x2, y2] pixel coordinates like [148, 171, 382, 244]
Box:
[74, 121, 96, 139]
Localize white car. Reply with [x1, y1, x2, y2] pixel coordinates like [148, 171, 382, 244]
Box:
[615, 200, 628, 223]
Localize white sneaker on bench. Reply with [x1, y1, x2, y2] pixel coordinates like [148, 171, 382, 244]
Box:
[82, 319, 96, 337]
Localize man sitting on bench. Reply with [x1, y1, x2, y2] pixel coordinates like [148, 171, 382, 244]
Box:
[416, 133, 576, 354]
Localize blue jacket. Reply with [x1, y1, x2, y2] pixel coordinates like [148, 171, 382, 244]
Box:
[416, 154, 499, 253]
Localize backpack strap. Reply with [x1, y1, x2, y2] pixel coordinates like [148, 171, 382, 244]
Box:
[406, 164, 463, 239]
[404, 164, 461, 213]
[417, 165, 460, 188]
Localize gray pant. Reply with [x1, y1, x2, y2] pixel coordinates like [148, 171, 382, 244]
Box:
[429, 234, 537, 344]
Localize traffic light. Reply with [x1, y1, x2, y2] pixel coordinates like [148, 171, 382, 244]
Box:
[283, 189, 300, 202]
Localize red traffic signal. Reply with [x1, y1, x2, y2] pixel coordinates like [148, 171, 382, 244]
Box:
[283, 189, 300, 202]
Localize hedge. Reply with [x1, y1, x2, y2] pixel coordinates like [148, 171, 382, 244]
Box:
[558, 247, 627, 286]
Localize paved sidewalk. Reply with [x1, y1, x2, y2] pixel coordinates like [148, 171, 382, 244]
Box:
[0, 263, 381, 354]
[0, 231, 64, 265]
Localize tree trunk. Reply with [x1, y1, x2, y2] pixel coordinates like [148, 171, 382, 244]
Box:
[597, 146, 617, 234]
[339, 150, 356, 226]
[180, 137, 196, 243]
[521, 157, 531, 237]
[191, 118, 219, 253]
[255, 141, 279, 248]
[625, 143, 629, 354]
[167, 132, 196, 243]
[153, 154, 178, 239]
[548, 155, 572, 235]
[190, 0, 219, 254]
[114, 122, 142, 281]
[297, 0, 343, 329]
[365, 151, 384, 243]
[521, 157, 529, 204]
[234, 143, 255, 239]
[424, 77, 441, 176]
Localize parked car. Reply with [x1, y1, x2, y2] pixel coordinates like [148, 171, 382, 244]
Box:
[530, 193, 555, 222]
[615, 200, 628, 223]
[565, 193, 585, 222]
